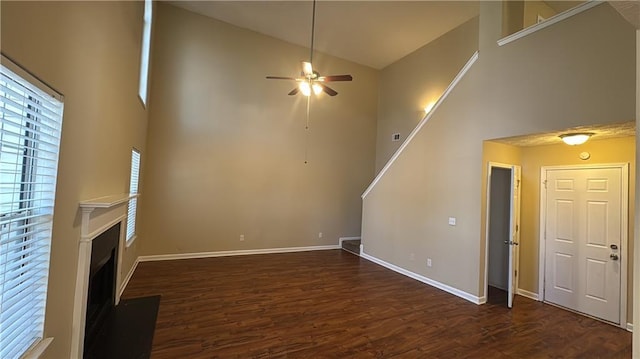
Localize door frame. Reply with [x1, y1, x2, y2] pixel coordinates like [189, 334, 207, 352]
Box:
[484, 162, 521, 304]
[539, 163, 629, 328]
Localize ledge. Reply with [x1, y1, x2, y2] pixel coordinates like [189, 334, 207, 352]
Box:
[497, 1, 601, 47]
[80, 193, 139, 210]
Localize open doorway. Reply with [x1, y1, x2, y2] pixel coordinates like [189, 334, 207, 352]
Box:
[485, 163, 521, 308]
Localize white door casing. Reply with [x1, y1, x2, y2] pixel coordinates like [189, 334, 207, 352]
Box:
[541, 164, 628, 325]
[507, 165, 522, 308]
[484, 162, 521, 306]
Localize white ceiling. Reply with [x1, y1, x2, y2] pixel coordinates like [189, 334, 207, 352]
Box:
[492, 121, 636, 147]
[168, 1, 480, 69]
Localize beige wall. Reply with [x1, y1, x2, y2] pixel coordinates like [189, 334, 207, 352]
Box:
[1, 2, 149, 358]
[375, 17, 478, 173]
[523, 1, 557, 28]
[517, 137, 635, 322]
[138, 4, 378, 256]
[502, 1, 525, 37]
[362, 1, 635, 303]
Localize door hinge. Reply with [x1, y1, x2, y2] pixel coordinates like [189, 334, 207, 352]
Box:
[515, 270, 518, 277]
[543, 180, 547, 189]
[516, 224, 519, 232]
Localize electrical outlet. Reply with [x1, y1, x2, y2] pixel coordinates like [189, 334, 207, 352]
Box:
[239, 234, 245, 241]
[427, 258, 432, 267]
[448, 217, 456, 226]
[318, 232, 323, 238]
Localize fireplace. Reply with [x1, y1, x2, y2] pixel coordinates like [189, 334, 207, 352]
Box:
[84, 222, 120, 355]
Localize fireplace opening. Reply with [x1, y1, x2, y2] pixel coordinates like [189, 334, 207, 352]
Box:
[84, 222, 120, 355]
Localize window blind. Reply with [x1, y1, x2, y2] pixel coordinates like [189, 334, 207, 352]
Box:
[0, 59, 63, 359]
[126, 149, 140, 242]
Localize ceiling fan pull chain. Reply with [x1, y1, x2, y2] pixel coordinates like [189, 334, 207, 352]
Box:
[304, 94, 311, 164]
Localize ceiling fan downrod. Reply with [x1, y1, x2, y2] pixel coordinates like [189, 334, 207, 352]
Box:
[309, 0, 316, 65]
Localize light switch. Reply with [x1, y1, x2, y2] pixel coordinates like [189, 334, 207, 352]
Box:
[448, 217, 456, 226]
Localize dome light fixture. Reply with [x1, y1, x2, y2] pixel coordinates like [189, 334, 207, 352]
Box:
[559, 133, 593, 146]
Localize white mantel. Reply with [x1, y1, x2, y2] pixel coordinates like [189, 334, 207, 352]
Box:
[71, 193, 137, 359]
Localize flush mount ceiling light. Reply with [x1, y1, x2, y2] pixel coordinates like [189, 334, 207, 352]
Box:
[559, 133, 593, 146]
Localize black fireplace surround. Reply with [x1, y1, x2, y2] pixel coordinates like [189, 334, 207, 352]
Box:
[84, 222, 120, 355]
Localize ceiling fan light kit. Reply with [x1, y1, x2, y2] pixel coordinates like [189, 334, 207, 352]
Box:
[265, 0, 352, 97]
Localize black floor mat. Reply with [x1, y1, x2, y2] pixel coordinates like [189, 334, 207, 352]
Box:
[85, 295, 160, 359]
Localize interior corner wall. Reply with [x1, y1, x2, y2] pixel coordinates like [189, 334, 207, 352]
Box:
[634, 28, 639, 356]
[519, 136, 636, 323]
[375, 16, 479, 174]
[138, 4, 378, 256]
[362, 2, 635, 299]
[1, 2, 149, 358]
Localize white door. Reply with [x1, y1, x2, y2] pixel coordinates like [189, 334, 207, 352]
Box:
[544, 166, 623, 323]
[507, 165, 521, 308]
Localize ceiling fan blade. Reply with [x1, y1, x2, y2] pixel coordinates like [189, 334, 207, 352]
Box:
[320, 74, 353, 82]
[319, 84, 338, 96]
[288, 87, 300, 96]
[266, 76, 296, 80]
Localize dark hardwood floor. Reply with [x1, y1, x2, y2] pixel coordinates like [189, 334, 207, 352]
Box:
[122, 250, 632, 358]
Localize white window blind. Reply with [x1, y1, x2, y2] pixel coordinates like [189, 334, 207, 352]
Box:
[0, 58, 63, 359]
[126, 149, 140, 243]
[138, 0, 152, 106]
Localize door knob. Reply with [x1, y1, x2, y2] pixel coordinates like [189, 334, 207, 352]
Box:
[610, 244, 618, 250]
[504, 240, 519, 246]
[610, 254, 619, 261]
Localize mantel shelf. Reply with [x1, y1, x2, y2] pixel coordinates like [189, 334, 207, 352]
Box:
[79, 193, 139, 210]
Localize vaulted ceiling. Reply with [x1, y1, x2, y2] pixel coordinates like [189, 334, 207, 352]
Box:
[169, 1, 479, 69]
[169, 1, 637, 70]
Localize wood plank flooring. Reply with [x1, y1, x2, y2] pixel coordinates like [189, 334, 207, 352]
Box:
[122, 250, 632, 358]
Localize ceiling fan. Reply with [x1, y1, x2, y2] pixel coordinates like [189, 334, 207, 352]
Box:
[266, 0, 353, 97]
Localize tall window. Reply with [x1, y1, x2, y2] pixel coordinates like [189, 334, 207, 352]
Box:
[0, 57, 64, 358]
[138, 0, 152, 106]
[126, 149, 140, 243]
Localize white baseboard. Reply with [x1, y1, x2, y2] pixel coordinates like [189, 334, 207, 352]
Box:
[119, 256, 140, 298]
[339, 236, 361, 247]
[360, 251, 482, 305]
[516, 288, 540, 301]
[626, 323, 633, 332]
[138, 244, 341, 262]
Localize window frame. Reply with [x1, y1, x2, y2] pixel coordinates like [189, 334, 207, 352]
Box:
[138, 0, 153, 107]
[126, 148, 141, 245]
[0, 54, 64, 359]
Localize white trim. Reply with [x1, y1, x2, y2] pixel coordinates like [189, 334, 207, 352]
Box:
[360, 251, 483, 305]
[362, 51, 478, 199]
[539, 163, 629, 329]
[497, 1, 602, 47]
[119, 256, 140, 298]
[22, 337, 54, 359]
[516, 288, 540, 301]
[626, 323, 633, 332]
[138, 245, 340, 262]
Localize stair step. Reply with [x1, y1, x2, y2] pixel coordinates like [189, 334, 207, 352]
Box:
[341, 239, 361, 255]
